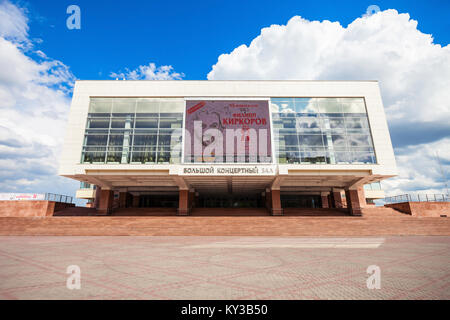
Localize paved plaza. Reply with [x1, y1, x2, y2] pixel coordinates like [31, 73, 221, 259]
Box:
[0, 236, 449, 300]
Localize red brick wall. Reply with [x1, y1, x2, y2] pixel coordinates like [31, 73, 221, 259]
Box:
[385, 202, 450, 217]
[0, 201, 56, 217]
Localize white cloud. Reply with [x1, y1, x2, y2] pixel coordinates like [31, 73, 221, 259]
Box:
[208, 9, 450, 195]
[382, 137, 450, 196]
[0, 0, 28, 43]
[0, 1, 80, 202]
[110, 62, 184, 80]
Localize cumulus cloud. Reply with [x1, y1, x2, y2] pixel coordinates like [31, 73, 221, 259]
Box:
[208, 9, 450, 196]
[0, 1, 80, 201]
[110, 62, 184, 80]
[0, 0, 28, 43]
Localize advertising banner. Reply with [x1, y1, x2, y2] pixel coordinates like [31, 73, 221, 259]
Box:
[184, 100, 272, 163]
[0, 193, 45, 201]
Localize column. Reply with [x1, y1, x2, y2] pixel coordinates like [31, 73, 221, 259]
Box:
[119, 192, 127, 208]
[97, 189, 113, 215]
[327, 194, 333, 208]
[332, 188, 344, 208]
[265, 188, 272, 212]
[271, 189, 283, 216]
[189, 189, 195, 210]
[345, 187, 365, 216]
[94, 186, 101, 209]
[178, 189, 189, 216]
[132, 194, 140, 208]
[321, 192, 330, 208]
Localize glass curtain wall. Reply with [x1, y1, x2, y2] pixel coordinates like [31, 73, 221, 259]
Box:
[271, 98, 376, 164]
[81, 98, 183, 164]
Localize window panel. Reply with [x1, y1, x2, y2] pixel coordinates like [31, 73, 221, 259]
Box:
[294, 98, 317, 114]
[136, 99, 159, 115]
[345, 117, 370, 132]
[85, 134, 108, 146]
[299, 134, 324, 147]
[341, 98, 366, 113]
[296, 117, 322, 132]
[331, 135, 347, 150]
[301, 151, 329, 164]
[317, 98, 342, 114]
[108, 134, 124, 146]
[88, 118, 110, 129]
[351, 152, 375, 164]
[89, 98, 112, 113]
[348, 134, 373, 147]
[131, 151, 156, 164]
[133, 134, 157, 146]
[112, 98, 136, 114]
[135, 118, 158, 129]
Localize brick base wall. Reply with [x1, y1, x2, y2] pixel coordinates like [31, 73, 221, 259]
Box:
[385, 202, 450, 217]
[0, 201, 56, 217]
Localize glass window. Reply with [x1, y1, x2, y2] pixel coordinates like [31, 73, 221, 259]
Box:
[317, 98, 342, 114]
[89, 98, 112, 113]
[299, 134, 324, 147]
[301, 151, 329, 164]
[296, 117, 321, 132]
[82, 147, 106, 163]
[112, 99, 136, 114]
[106, 147, 123, 163]
[348, 134, 373, 147]
[271, 97, 376, 164]
[341, 98, 366, 113]
[295, 98, 317, 114]
[136, 99, 159, 115]
[159, 99, 184, 114]
[133, 134, 157, 146]
[345, 117, 369, 132]
[108, 134, 124, 146]
[135, 118, 158, 129]
[85, 134, 108, 146]
[88, 118, 110, 129]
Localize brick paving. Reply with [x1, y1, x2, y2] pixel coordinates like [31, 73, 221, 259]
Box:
[0, 236, 449, 300]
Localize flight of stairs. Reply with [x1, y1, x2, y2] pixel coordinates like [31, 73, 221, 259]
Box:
[53, 206, 98, 216]
[0, 213, 448, 236]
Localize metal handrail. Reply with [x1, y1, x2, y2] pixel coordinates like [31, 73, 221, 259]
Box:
[385, 194, 449, 204]
[44, 193, 73, 204]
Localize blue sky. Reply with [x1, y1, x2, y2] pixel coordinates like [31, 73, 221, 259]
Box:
[0, 0, 449, 202]
[25, 0, 450, 80]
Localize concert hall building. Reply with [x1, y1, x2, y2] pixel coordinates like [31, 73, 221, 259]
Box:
[59, 80, 397, 216]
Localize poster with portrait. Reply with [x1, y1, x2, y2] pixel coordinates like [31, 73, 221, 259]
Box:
[184, 100, 272, 163]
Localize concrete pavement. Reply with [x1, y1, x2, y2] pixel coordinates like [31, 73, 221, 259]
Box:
[0, 236, 449, 300]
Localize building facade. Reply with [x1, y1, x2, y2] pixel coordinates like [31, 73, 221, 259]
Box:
[59, 80, 397, 215]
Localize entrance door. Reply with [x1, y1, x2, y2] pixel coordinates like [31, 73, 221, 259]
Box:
[139, 194, 178, 208]
[281, 194, 322, 208]
[198, 194, 263, 208]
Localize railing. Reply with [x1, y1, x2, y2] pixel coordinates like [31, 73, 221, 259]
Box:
[45, 193, 73, 204]
[385, 194, 449, 204]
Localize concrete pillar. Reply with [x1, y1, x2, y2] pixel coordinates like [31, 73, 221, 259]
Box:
[132, 195, 140, 208]
[271, 189, 283, 216]
[97, 189, 113, 215]
[345, 187, 365, 216]
[321, 192, 330, 208]
[332, 189, 344, 208]
[189, 189, 195, 210]
[178, 189, 189, 216]
[119, 192, 127, 208]
[265, 189, 272, 212]
[327, 194, 333, 208]
[94, 186, 101, 209]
